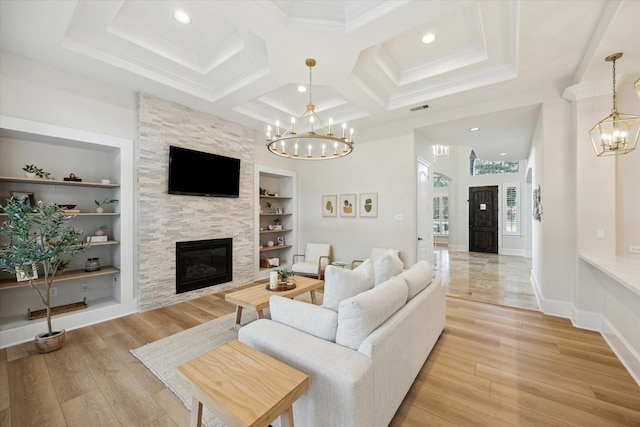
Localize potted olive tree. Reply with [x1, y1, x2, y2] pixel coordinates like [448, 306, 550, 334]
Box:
[0, 197, 86, 353]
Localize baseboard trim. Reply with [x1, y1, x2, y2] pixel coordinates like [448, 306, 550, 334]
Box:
[499, 248, 526, 257]
[602, 318, 640, 386]
[532, 278, 639, 386]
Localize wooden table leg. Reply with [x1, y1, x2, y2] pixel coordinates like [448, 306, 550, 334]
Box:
[257, 309, 264, 319]
[190, 397, 203, 427]
[234, 306, 243, 327]
[310, 290, 317, 305]
[280, 406, 294, 427]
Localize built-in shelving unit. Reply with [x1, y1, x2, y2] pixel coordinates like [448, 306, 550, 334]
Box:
[0, 115, 135, 348]
[255, 166, 297, 280]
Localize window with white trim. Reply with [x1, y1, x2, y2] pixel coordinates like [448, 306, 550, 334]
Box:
[504, 183, 520, 235]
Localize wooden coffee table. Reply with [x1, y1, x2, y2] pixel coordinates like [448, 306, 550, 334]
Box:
[225, 275, 323, 327]
[177, 339, 308, 427]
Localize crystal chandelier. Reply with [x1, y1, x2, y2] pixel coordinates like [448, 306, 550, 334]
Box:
[266, 59, 354, 160]
[588, 53, 640, 157]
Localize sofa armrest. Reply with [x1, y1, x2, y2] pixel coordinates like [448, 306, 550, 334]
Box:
[239, 319, 374, 427]
[292, 253, 305, 264]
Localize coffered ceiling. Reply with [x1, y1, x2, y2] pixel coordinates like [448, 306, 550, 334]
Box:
[1, 1, 639, 160]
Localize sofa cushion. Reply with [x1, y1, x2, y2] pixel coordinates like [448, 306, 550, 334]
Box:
[374, 250, 404, 285]
[270, 295, 338, 341]
[335, 276, 408, 350]
[322, 260, 374, 312]
[399, 260, 434, 301]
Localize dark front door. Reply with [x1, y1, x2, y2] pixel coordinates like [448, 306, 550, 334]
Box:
[469, 186, 498, 253]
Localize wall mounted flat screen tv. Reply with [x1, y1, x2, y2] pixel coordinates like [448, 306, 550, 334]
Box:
[168, 146, 240, 198]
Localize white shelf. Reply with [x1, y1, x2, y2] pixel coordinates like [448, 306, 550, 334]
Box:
[0, 175, 119, 188]
[255, 166, 297, 280]
[0, 114, 135, 348]
[0, 266, 120, 290]
[0, 296, 120, 332]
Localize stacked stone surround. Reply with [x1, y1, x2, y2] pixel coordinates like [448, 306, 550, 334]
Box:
[137, 93, 255, 311]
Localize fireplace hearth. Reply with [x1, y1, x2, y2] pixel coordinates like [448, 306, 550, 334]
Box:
[176, 238, 232, 294]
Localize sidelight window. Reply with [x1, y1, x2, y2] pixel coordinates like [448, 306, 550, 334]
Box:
[503, 183, 520, 235]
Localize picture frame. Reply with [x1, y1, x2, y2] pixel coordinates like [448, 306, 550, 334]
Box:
[16, 263, 38, 282]
[533, 185, 542, 221]
[340, 194, 357, 217]
[360, 192, 378, 217]
[322, 195, 337, 217]
[10, 191, 36, 210]
[277, 236, 285, 246]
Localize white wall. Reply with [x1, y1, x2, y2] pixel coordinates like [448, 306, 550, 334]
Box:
[571, 76, 640, 383]
[536, 98, 577, 311]
[297, 134, 418, 267]
[0, 50, 136, 139]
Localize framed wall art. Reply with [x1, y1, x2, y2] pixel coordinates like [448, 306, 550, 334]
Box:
[322, 195, 337, 217]
[532, 185, 542, 221]
[16, 263, 38, 282]
[360, 192, 378, 217]
[9, 191, 36, 210]
[340, 194, 357, 217]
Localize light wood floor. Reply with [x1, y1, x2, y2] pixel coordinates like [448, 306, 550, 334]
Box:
[2, 272, 639, 425]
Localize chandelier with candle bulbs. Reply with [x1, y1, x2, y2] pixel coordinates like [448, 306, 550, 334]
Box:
[266, 59, 354, 160]
[588, 52, 639, 157]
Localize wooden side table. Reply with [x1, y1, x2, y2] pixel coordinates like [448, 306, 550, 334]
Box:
[225, 276, 323, 328]
[177, 340, 308, 427]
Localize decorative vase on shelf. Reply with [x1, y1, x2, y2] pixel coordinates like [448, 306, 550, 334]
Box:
[95, 207, 104, 214]
[94, 229, 104, 236]
[24, 171, 36, 179]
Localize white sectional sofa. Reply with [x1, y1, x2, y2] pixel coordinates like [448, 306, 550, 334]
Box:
[238, 257, 446, 427]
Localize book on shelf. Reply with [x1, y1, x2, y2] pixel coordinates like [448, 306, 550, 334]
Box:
[64, 209, 80, 213]
[87, 235, 108, 242]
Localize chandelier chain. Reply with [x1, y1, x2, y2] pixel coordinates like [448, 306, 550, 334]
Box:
[611, 56, 617, 114]
[308, 64, 313, 106]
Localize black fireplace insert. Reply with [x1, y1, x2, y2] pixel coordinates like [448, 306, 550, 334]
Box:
[176, 238, 232, 294]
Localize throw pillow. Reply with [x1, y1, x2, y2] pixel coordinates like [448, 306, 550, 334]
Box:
[335, 276, 408, 350]
[399, 260, 434, 301]
[322, 261, 374, 311]
[270, 295, 338, 341]
[374, 250, 404, 285]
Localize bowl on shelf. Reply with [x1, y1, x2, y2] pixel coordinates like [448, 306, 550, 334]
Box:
[57, 204, 76, 210]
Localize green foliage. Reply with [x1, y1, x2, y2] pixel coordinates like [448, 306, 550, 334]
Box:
[95, 197, 118, 207]
[276, 269, 295, 279]
[0, 197, 87, 335]
[22, 164, 52, 179]
[433, 175, 449, 187]
[472, 160, 519, 176]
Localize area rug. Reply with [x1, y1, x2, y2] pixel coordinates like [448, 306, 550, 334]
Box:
[131, 311, 262, 427]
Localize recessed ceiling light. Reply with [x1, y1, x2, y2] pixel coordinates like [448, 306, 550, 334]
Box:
[469, 127, 480, 132]
[500, 152, 507, 156]
[422, 33, 437, 44]
[174, 11, 191, 24]
[297, 86, 307, 93]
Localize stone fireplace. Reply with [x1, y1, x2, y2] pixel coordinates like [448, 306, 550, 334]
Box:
[137, 93, 255, 311]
